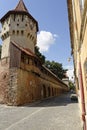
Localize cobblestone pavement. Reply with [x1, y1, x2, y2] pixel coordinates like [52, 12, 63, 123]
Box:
[0, 93, 82, 130]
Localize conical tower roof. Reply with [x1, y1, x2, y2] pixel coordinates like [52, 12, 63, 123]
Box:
[14, 0, 28, 12]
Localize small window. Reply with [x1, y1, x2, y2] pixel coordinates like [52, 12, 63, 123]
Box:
[13, 30, 15, 35]
[21, 54, 25, 62]
[27, 33, 30, 37]
[21, 30, 24, 35]
[7, 19, 8, 24]
[14, 15, 15, 21]
[17, 24, 19, 26]
[34, 60, 38, 66]
[4, 33, 7, 39]
[30, 35, 32, 39]
[22, 15, 24, 21]
[32, 36, 34, 41]
[17, 30, 19, 35]
[25, 24, 27, 27]
[28, 58, 30, 64]
[7, 32, 9, 37]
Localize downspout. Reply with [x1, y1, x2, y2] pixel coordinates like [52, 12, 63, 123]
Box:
[79, 62, 86, 130]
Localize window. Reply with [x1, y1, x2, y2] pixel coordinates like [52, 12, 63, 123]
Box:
[21, 54, 25, 62]
[13, 30, 15, 35]
[14, 15, 16, 21]
[22, 15, 24, 21]
[25, 24, 27, 27]
[34, 60, 38, 66]
[21, 30, 24, 35]
[7, 32, 9, 37]
[4, 33, 6, 39]
[27, 33, 30, 38]
[17, 30, 19, 35]
[17, 24, 19, 26]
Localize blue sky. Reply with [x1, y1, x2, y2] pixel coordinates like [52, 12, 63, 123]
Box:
[0, 0, 74, 79]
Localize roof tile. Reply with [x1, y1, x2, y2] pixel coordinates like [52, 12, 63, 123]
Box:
[15, 0, 28, 12]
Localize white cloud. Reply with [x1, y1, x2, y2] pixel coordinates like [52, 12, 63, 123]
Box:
[37, 31, 58, 53]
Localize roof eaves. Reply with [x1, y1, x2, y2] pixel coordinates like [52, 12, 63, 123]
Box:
[67, 0, 74, 54]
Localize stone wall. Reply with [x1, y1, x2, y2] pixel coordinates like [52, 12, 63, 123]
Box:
[6, 68, 18, 105]
[0, 57, 9, 103]
[5, 67, 68, 106]
[0, 43, 68, 106]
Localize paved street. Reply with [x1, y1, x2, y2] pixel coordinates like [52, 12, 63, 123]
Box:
[0, 93, 82, 130]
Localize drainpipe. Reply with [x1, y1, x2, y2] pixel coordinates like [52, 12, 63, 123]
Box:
[79, 62, 86, 130]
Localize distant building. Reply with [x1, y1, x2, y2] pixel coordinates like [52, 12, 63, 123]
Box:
[67, 0, 87, 129]
[62, 77, 69, 87]
[0, 0, 68, 106]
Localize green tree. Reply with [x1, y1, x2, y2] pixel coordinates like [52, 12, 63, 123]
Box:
[0, 45, 2, 59]
[35, 46, 45, 64]
[69, 81, 75, 90]
[44, 60, 67, 79]
[35, 46, 67, 79]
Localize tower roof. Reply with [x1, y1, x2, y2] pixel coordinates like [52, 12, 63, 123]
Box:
[14, 0, 28, 12]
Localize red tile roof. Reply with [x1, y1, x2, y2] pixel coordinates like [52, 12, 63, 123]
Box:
[15, 0, 28, 12]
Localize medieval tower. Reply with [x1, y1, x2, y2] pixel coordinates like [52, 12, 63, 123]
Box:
[0, 0, 38, 58]
[0, 0, 68, 105]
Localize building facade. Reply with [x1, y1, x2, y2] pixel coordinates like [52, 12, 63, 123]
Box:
[67, 0, 87, 129]
[0, 0, 68, 106]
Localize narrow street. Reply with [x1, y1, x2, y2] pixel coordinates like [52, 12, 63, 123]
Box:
[0, 93, 81, 130]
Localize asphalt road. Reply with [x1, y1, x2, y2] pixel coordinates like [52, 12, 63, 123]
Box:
[0, 93, 82, 130]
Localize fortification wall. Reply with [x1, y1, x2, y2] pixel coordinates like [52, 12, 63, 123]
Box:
[0, 57, 9, 103]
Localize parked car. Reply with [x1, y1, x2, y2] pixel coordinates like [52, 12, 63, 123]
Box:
[70, 94, 78, 101]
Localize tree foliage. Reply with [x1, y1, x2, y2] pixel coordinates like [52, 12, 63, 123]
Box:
[69, 81, 75, 90]
[35, 46, 45, 64]
[35, 46, 68, 79]
[44, 60, 67, 79]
